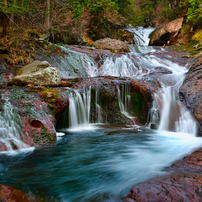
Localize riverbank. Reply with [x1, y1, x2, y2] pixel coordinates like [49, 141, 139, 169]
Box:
[125, 147, 202, 202]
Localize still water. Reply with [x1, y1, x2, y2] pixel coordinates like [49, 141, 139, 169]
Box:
[0, 125, 201, 202]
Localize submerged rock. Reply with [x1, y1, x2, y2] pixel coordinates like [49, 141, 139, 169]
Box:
[8, 61, 61, 86]
[149, 18, 183, 46]
[93, 38, 129, 53]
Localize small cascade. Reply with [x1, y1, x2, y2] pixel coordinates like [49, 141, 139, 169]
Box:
[147, 100, 160, 128]
[45, 45, 98, 78]
[69, 87, 91, 129]
[157, 84, 197, 135]
[127, 26, 155, 45]
[0, 99, 28, 150]
[99, 55, 139, 77]
[118, 84, 135, 124]
[95, 89, 102, 123]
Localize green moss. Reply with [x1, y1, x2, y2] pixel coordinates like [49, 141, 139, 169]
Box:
[32, 126, 56, 145]
[132, 92, 145, 116]
[10, 87, 33, 101]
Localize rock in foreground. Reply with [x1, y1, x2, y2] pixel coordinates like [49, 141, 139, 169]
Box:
[125, 147, 202, 202]
[8, 61, 61, 86]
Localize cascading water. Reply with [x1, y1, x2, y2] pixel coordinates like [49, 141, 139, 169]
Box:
[1, 27, 202, 202]
[118, 84, 135, 124]
[0, 99, 28, 150]
[157, 79, 197, 135]
[95, 89, 102, 123]
[68, 87, 91, 129]
[127, 26, 155, 45]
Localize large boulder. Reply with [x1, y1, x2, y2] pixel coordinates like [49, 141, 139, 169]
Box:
[179, 55, 202, 135]
[8, 61, 61, 86]
[93, 38, 129, 53]
[149, 18, 184, 46]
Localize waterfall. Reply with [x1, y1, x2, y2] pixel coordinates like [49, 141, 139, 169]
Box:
[118, 84, 136, 124]
[0, 99, 28, 150]
[44, 45, 98, 78]
[52, 26, 197, 137]
[95, 89, 102, 123]
[127, 27, 155, 45]
[99, 55, 139, 77]
[147, 100, 159, 128]
[68, 87, 91, 129]
[157, 80, 197, 136]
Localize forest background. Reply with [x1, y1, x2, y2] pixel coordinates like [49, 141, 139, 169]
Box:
[0, 0, 202, 65]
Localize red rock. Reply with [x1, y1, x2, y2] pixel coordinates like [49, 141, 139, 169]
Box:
[179, 54, 202, 135]
[125, 147, 202, 202]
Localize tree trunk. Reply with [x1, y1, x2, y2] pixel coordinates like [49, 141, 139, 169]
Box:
[2, 14, 9, 37]
[45, 0, 50, 30]
[4, 0, 7, 6]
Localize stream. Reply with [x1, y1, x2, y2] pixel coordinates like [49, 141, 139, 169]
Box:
[0, 27, 201, 202]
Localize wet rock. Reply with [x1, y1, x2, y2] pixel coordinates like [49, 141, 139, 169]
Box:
[70, 77, 153, 125]
[150, 123, 157, 129]
[0, 184, 56, 202]
[179, 54, 202, 135]
[93, 38, 129, 53]
[8, 61, 61, 86]
[0, 86, 69, 149]
[149, 18, 184, 46]
[125, 147, 202, 202]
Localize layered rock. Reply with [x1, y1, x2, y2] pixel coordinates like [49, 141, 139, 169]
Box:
[149, 18, 184, 46]
[93, 38, 129, 53]
[179, 55, 202, 135]
[8, 61, 61, 86]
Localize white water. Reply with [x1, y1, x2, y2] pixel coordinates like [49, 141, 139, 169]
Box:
[68, 87, 92, 130]
[127, 26, 155, 45]
[95, 89, 102, 123]
[0, 99, 29, 150]
[1, 27, 202, 202]
[64, 26, 198, 138]
[157, 82, 197, 136]
[118, 84, 136, 124]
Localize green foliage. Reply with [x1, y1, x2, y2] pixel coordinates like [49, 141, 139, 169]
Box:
[181, 24, 189, 33]
[161, 5, 176, 21]
[187, 0, 202, 26]
[71, 0, 87, 18]
[0, 0, 38, 15]
[87, 0, 118, 13]
[71, 0, 119, 18]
